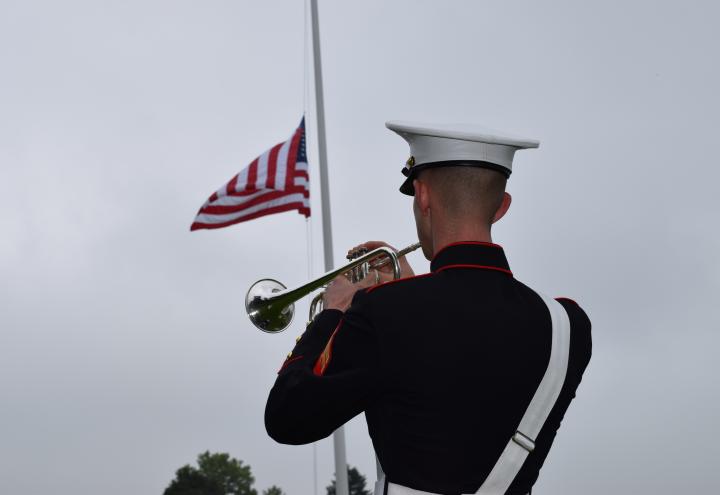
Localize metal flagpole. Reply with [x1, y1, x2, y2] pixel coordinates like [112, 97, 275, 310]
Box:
[308, 2, 349, 495]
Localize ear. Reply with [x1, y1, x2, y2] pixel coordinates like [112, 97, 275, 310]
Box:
[492, 192, 512, 223]
[413, 179, 431, 216]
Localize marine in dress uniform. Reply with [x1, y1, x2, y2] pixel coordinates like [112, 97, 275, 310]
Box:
[265, 122, 592, 495]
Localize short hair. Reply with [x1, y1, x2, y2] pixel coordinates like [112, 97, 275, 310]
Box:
[420, 166, 507, 223]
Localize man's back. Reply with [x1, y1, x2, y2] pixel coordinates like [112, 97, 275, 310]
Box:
[266, 242, 591, 494]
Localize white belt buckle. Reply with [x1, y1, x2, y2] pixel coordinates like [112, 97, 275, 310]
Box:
[511, 430, 536, 453]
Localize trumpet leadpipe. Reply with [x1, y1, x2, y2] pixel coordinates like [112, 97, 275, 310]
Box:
[365, 242, 422, 272]
[246, 242, 422, 333]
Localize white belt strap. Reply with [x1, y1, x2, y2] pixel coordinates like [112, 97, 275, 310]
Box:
[374, 456, 386, 495]
[376, 293, 571, 495]
[475, 293, 571, 495]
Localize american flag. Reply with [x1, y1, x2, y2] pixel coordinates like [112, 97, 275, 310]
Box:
[190, 118, 310, 231]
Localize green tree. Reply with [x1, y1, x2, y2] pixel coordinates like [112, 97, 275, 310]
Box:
[326, 466, 371, 495]
[163, 452, 258, 495]
[163, 465, 223, 495]
[197, 451, 257, 495]
[262, 486, 285, 495]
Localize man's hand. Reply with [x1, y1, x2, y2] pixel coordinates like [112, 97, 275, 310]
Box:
[347, 241, 416, 279]
[322, 241, 417, 313]
[322, 273, 377, 312]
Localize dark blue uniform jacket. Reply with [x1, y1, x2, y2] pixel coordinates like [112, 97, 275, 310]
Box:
[266, 242, 592, 495]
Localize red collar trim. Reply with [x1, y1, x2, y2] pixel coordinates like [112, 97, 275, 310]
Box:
[432, 241, 503, 262]
[435, 264, 513, 276]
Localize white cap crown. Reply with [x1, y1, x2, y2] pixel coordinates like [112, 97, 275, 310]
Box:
[387, 120, 539, 169]
[386, 120, 540, 195]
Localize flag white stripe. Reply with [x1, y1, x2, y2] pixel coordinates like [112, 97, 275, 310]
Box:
[194, 193, 309, 225]
[295, 161, 308, 172]
[234, 166, 250, 194]
[256, 150, 269, 190]
[275, 138, 291, 190]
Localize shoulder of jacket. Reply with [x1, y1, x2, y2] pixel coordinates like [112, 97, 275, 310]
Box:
[555, 296, 578, 305]
[554, 297, 592, 366]
[554, 297, 591, 329]
[554, 296, 586, 315]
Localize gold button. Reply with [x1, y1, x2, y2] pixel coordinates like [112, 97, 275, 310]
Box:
[296, 335, 302, 343]
[287, 352, 293, 359]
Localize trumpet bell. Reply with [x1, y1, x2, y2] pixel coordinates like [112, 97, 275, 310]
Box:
[245, 279, 294, 333]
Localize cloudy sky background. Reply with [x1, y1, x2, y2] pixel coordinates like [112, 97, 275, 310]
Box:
[1, 1, 719, 494]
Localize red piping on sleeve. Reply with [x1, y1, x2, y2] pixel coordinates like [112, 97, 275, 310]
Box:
[313, 320, 344, 376]
[277, 355, 304, 374]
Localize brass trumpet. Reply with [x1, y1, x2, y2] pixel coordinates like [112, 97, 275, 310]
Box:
[245, 242, 422, 333]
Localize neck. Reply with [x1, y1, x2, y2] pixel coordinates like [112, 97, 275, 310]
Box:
[430, 222, 493, 257]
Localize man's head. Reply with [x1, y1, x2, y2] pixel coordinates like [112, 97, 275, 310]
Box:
[412, 166, 511, 259]
[385, 121, 539, 258]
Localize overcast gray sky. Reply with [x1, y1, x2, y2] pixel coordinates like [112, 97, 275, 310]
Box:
[1, 1, 719, 494]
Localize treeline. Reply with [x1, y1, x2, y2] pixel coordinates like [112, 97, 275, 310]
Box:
[163, 451, 371, 495]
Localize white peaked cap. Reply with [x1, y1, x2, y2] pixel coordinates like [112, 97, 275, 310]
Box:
[385, 121, 540, 195]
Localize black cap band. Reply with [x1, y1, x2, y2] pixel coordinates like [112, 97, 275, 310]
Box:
[399, 160, 511, 196]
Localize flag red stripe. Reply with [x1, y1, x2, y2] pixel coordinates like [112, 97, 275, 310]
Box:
[266, 142, 281, 189]
[203, 178, 308, 204]
[190, 202, 309, 231]
[225, 174, 238, 196]
[199, 186, 308, 215]
[246, 158, 259, 191]
[225, 188, 273, 198]
[220, 184, 308, 198]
